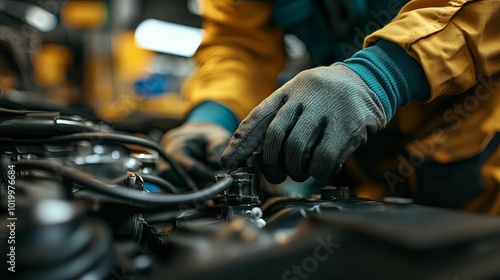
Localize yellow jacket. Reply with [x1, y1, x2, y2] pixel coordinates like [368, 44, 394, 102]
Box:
[365, 0, 500, 213]
[182, 0, 500, 213]
[182, 0, 285, 120]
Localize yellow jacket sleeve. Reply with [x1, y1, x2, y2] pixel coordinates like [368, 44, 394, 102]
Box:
[365, 0, 500, 100]
[181, 0, 286, 120]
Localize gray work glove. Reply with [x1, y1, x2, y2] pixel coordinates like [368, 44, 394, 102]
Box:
[221, 64, 387, 184]
[161, 122, 231, 187]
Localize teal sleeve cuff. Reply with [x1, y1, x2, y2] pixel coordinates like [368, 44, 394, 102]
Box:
[338, 39, 430, 121]
[186, 101, 239, 133]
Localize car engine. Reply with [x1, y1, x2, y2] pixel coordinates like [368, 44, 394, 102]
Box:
[1, 99, 500, 280]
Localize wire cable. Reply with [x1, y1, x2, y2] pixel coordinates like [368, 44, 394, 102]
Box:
[111, 173, 179, 194]
[139, 173, 180, 194]
[14, 160, 233, 209]
[0, 132, 198, 190]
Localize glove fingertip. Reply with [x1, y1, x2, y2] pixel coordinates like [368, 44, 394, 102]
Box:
[220, 152, 241, 170]
[288, 173, 309, 183]
[222, 94, 287, 168]
[262, 164, 287, 185]
[222, 144, 263, 170]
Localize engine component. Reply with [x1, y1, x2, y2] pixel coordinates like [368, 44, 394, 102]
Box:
[2, 102, 500, 280]
[145, 202, 500, 280]
[217, 167, 261, 221]
[0, 198, 115, 280]
[14, 159, 234, 209]
[125, 172, 144, 190]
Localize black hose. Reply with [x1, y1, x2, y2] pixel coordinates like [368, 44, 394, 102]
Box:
[14, 160, 233, 209]
[0, 107, 56, 117]
[111, 173, 180, 194]
[139, 173, 179, 194]
[0, 132, 198, 191]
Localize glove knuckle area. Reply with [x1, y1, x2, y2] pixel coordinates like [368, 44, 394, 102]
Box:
[308, 134, 339, 180]
[262, 103, 302, 165]
[307, 122, 364, 181]
[295, 67, 334, 87]
[283, 115, 323, 182]
[161, 135, 184, 156]
[333, 122, 372, 167]
[284, 136, 307, 179]
[248, 90, 288, 121]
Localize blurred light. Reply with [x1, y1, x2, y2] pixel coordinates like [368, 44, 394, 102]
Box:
[111, 150, 120, 160]
[135, 19, 202, 57]
[25, 6, 57, 32]
[187, 0, 201, 15]
[36, 200, 75, 225]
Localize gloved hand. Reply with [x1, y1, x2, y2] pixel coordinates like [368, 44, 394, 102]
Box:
[161, 122, 231, 187]
[221, 64, 388, 184]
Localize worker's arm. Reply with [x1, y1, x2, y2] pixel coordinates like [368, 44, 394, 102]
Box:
[222, 0, 500, 183]
[161, 0, 286, 187]
[222, 39, 430, 183]
[182, 0, 286, 122]
[365, 0, 500, 100]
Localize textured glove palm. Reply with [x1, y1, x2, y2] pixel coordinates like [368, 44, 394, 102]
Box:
[161, 122, 231, 187]
[221, 64, 387, 184]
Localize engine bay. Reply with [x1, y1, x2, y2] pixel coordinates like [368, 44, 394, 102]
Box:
[1, 98, 500, 280]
